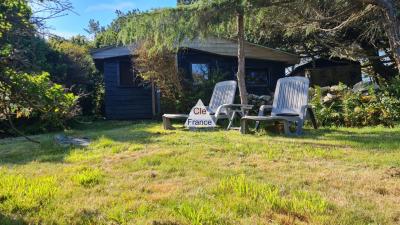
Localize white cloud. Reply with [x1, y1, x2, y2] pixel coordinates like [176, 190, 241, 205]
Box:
[85, 1, 136, 12]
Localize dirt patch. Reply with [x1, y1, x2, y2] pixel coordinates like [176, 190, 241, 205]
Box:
[385, 167, 400, 179]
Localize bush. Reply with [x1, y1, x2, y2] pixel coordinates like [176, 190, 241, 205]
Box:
[310, 83, 400, 127]
[46, 38, 104, 116]
[0, 69, 79, 131]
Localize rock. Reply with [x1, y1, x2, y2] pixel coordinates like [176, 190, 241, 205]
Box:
[323, 93, 337, 103]
[54, 135, 90, 147]
[247, 94, 258, 100]
[150, 171, 157, 178]
[353, 81, 380, 93]
[320, 86, 330, 94]
[330, 85, 341, 92]
[258, 95, 272, 102]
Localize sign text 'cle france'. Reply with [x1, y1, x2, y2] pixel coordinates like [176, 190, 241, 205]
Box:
[185, 99, 216, 128]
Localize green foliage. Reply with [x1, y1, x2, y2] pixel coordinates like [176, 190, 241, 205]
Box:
[311, 84, 400, 127]
[1, 69, 79, 130]
[385, 75, 400, 98]
[46, 38, 103, 115]
[117, 0, 249, 54]
[181, 69, 231, 111]
[0, 0, 87, 137]
[94, 10, 140, 48]
[135, 42, 183, 112]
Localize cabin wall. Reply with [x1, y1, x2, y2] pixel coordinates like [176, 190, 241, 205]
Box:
[293, 65, 362, 87]
[98, 49, 290, 120]
[103, 57, 154, 120]
[177, 49, 287, 95]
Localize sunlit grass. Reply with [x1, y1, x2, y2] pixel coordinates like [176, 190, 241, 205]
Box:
[0, 171, 57, 214]
[71, 167, 104, 188]
[0, 121, 399, 224]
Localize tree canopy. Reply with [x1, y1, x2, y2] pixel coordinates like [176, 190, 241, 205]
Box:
[92, 0, 400, 83]
[0, 0, 102, 140]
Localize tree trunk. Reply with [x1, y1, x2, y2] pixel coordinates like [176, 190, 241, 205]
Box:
[237, 12, 248, 104]
[363, 0, 400, 74]
[381, 1, 400, 74]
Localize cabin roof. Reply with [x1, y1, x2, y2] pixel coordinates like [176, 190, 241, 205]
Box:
[91, 37, 299, 65]
[290, 58, 360, 75]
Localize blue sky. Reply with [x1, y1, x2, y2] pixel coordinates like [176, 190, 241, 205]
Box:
[44, 0, 176, 38]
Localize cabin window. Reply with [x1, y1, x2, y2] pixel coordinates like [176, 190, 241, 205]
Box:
[118, 61, 135, 87]
[246, 68, 270, 86]
[191, 63, 209, 84]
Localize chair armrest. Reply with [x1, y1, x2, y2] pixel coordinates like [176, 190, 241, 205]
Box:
[258, 105, 273, 116]
[214, 104, 253, 117]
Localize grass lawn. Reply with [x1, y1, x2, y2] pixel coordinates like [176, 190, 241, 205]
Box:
[0, 121, 399, 225]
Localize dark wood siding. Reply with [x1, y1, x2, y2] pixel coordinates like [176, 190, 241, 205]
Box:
[177, 49, 287, 95]
[99, 49, 289, 119]
[103, 58, 153, 120]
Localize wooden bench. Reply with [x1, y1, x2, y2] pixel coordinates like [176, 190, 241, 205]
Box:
[162, 114, 189, 130]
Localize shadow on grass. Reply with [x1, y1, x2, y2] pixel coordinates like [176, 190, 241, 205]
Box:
[0, 120, 165, 165]
[0, 213, 27, 225]
[298, 127, 400, 151]
[251, 120, 400, 151]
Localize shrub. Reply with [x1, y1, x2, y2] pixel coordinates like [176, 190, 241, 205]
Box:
[0, 69, 79, 131]
[46, 38, 104, 116]
[135, 41, 184, 113]
[310, 83, 400, 127]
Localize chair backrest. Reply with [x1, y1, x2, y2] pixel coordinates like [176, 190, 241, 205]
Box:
[271, 77, 309, 116]
[208, 80, 237, 113]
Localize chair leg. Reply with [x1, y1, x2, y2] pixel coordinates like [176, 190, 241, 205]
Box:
[283, 121, 291, 135]
[307, 108, 318, 129]
[162, 116, 173, 130]
[227, 111, 236, 130]
[296, 120, 304, 135]
[240, 118, 250, 134]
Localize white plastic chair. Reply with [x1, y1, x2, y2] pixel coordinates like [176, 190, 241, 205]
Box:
[241, 77, 317, 135]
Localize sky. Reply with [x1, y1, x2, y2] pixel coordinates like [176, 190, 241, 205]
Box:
[44, 0, 176, 38]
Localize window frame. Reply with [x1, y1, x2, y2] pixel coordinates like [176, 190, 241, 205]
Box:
[245, 68, 271, 87]
[117, 60, 136, 88]
[191, 63, 210, 84]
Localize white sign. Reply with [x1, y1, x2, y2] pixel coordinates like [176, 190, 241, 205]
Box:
[185, 99, 216, 128]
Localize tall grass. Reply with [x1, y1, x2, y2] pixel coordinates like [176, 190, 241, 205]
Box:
[0, 171, 57, 213]
[71, 167, 104, 188]
[216, 175, 330, 219]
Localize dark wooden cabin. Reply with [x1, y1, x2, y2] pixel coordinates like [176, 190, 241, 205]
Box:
[91, 37, 299, 120]
[290, 58, 362, 87]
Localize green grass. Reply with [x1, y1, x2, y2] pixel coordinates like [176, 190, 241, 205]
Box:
[71, 167, 104, 188]
[0, 120, 400, 224]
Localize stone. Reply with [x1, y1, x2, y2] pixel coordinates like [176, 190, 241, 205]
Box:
[259, 95, 272, 102]
[54, 135, 90, 147]
[323, 93, 337, 103]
